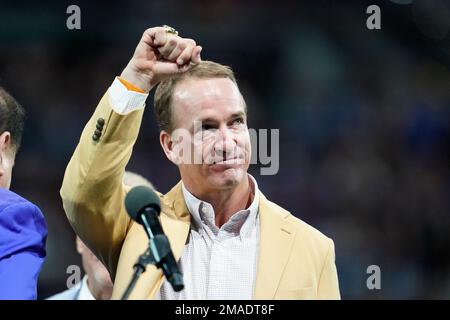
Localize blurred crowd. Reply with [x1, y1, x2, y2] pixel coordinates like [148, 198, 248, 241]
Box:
[0, 0, 449, 299]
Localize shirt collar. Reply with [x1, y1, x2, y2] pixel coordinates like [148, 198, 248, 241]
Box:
[181, 174, 260, 238]
[77, 275, 95, 300]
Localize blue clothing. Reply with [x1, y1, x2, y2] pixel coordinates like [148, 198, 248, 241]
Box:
[0, 188, 47, 299]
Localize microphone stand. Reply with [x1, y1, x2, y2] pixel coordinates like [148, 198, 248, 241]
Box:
[121, 234, 176, 300]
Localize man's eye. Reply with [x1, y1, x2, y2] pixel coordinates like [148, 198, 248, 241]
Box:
[202, 124, 214, 130]
[232, 118, 244, 125]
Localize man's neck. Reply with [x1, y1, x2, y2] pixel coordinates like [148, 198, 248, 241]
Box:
[187, 176, 253, 228]
[86, 277, 112, 300]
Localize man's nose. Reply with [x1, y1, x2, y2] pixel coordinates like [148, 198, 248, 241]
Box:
[214, 127, 236, 155]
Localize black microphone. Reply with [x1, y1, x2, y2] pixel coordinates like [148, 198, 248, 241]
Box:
[125, 186, 184, 292]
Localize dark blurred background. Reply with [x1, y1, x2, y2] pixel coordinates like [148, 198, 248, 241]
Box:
[0, 0, 449, 299]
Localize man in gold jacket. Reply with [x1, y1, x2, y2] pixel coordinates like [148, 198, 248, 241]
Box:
[60, 26, 340, 300]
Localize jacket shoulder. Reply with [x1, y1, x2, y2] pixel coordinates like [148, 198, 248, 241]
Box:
[0, 189, 47, 254]
[0, 189, 44, 220]
[264, 197, 333, 248]
[0, 189, 30, 207]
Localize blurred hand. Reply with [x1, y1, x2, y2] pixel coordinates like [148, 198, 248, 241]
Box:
[120, 26, 202, 93]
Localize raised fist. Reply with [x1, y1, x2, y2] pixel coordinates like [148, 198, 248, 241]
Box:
[120, 26, 202, 92]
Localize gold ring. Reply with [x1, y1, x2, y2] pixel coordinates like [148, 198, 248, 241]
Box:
[162, 25, 178, 36]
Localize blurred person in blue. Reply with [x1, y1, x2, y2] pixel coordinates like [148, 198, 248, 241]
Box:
[0, 86, 47, 299]
[48, 171, 154, 300]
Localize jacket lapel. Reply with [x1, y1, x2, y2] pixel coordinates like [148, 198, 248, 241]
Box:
[253, 193, 296, 299]
[149, 182, 191, 298]
[159, 181, 191, 261]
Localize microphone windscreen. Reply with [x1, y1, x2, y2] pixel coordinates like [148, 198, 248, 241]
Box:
[125, 186, 161, 222]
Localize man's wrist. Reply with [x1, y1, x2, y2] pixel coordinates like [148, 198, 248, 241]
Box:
[118, 77, 146, 93]
[120, 66, 153, 93]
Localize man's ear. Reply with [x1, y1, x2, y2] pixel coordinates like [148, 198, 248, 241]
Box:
[76, 236, 85, 254]
[0, 131, 12, 153]
[159, 130, 177, 164]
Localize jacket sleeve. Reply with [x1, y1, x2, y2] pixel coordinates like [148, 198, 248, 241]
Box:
[317, 239, 341, 299]
[0, 202, 47, 299]
[60, 91, 145, 279]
